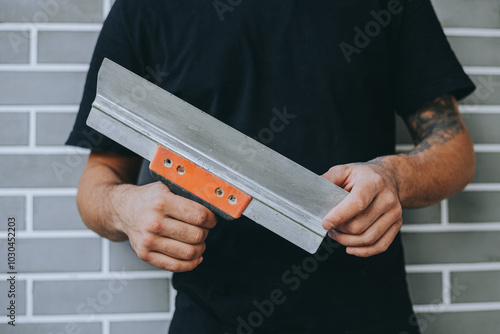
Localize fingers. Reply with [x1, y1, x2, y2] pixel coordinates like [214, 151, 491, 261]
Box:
[321, 163, 403, 257]
[328, 209, 402, 248]
[139, 251, 204, 273]
[322, 176, 380, 230]
[146, 217, 210, 245]
[332, 189, 400, 235]
[326, 190, 402, 257]
[135, 235, 207, 272]
[162, 191, 218, 229]
[321, 165, 349, 187]
[336, 219, 403, 257]
[146, 236, 207, 261]
[126, 182, 218, 272]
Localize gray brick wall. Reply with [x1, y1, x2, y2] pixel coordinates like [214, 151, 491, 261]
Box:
[0, 1, 173, 333]
[0, 0, 498, 333]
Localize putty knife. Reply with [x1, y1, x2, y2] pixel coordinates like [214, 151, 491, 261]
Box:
[87, 58, 348, 254]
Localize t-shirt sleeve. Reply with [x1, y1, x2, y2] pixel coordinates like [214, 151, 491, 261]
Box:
[391, 0, 475, 117]
[65, 0, 141, 156]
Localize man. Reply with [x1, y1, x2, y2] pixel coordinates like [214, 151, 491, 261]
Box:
[67, 0, 475, 333]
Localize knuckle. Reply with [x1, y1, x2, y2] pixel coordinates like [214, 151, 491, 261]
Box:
[142, 234, 157, 249]
[395, 219, 403, 229]
[190, 207, 212, 226]
[150, 195, 167, 211]
[383, 191, 398, 207]
[379, 241, 391, 253]
[347, 222, 365, 235]
[362, 233, 378, 246]
[136, 248, 150, 262]
[391, 203, 403, 219]
[147, 219, 163, 234]
[352, 198, 367, 213]
[181, 245, 200, 260]
[327, 166, 339, 175]
[191, 229, 207, 244]
[372, 173, 384, 186]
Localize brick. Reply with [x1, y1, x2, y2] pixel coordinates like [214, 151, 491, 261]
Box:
[33, 278, 170, 315]
[0, 280, 26, 316]
[462, 75, 500, 107]
[110, 241, 160, 271]
[462, 114, 500, 144]
[36, 112, 77, 146]
[38, 31, 99, 64]
[0, 154, 88, 188]
[407, 272, 442, 305]
[449, 191, 500, 223]
[110, 321, 170, 334]
[0, 0, 103, 23]
[402, 232, 500, 264]
[451, 271, 500, 303]
[0, 196, 25, 230]
[403, 204, 441, 225]
[432, 0, 500, 29]
[33, 196, 86, 230]
[472, 153, 500, 183]
[0, 71, 86, 105]
[0, 112, 29, 146]
[416, 311, 500, 334]
[448, 36, 500, 67]
[0, 238, 101, 272]
[0, 31, 29, 63]
[0, 323, 101, 334]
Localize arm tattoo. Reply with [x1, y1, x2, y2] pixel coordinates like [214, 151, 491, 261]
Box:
[404, 94, 464, 155]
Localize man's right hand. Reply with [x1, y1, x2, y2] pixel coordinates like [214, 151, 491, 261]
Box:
[76, 151, 217, 273]
[111, 182, 217, 272]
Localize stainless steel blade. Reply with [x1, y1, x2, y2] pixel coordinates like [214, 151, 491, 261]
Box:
[87, 58, 348, 254]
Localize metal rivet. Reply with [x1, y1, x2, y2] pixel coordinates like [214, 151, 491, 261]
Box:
[228, 195, 237, 205]
[163, 158, 173, 168]
[176, 165, 185, 175]
[215, 188, 224, 197]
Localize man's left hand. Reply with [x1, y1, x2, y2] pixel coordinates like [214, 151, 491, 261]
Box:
[321, 162, 403, 257]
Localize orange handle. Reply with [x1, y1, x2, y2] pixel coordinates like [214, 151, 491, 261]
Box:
[149, 146, 252, 219]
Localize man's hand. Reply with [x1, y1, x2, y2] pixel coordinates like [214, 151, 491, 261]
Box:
[111, 182, 217, 272]
[76, 151, 216, 273]
[321, 162, 403, 257]
[320, 94, 475, 258]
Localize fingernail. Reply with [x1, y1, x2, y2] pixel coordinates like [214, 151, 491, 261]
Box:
[346, 248, 356, 256]
[328, 230, 337, 240]
[323, 220, 335, 230]
[198, 257, 204, 264]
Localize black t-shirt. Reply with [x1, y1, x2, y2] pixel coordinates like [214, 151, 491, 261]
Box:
[67, 1, 474, 333]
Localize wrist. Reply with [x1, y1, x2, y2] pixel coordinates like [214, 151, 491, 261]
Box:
[107, 183, 136, 241]
[367, 155, 401, 199]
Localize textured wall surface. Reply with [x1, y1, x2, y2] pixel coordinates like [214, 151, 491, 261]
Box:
[0, 0, 499, 333]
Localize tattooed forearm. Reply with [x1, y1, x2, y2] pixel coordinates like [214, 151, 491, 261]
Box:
[404, 94, 464, 155]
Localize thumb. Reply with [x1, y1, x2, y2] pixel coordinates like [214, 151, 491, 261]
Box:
[321, 164, 349, 188]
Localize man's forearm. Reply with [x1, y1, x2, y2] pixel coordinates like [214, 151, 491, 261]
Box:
[76, 151, 142, 241]
[373, 94, 475, 208]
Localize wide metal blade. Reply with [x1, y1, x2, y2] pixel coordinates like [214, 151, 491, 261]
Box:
[87, 58, 348, 253]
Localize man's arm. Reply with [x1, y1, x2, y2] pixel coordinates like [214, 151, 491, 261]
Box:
[322, 94, 475, 257]
[76, 150, 217, 272]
